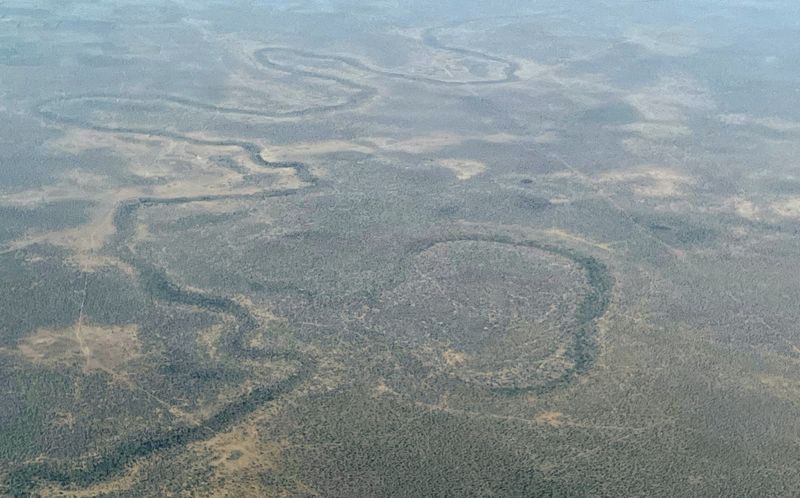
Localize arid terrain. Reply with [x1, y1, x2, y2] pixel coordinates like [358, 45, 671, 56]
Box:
[1, 0, 800, 496]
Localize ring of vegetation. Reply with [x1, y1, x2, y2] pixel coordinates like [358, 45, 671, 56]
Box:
[255, 28, 519, 86]
[393, 235, 612, 395]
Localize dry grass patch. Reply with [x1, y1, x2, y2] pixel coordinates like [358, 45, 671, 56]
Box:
[615, 122, 691, 140]
[599, 166, 694, 198]
[365, 133, 464, 154]
[436, 158, 487, 180]
[770, 197, 800, 219]
[191, 406, 317, 498]
[443, 349, 468, 367]
[626, 74, 713, 122]
[535, 411, 565, 427]
[626, 26, 705, 57]
[18, 322, 140, 373]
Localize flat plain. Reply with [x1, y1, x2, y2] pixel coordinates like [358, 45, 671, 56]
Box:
[1, 1, 800, 496]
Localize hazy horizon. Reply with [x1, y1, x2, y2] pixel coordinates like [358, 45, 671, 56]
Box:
[1, 1, 800, 496]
